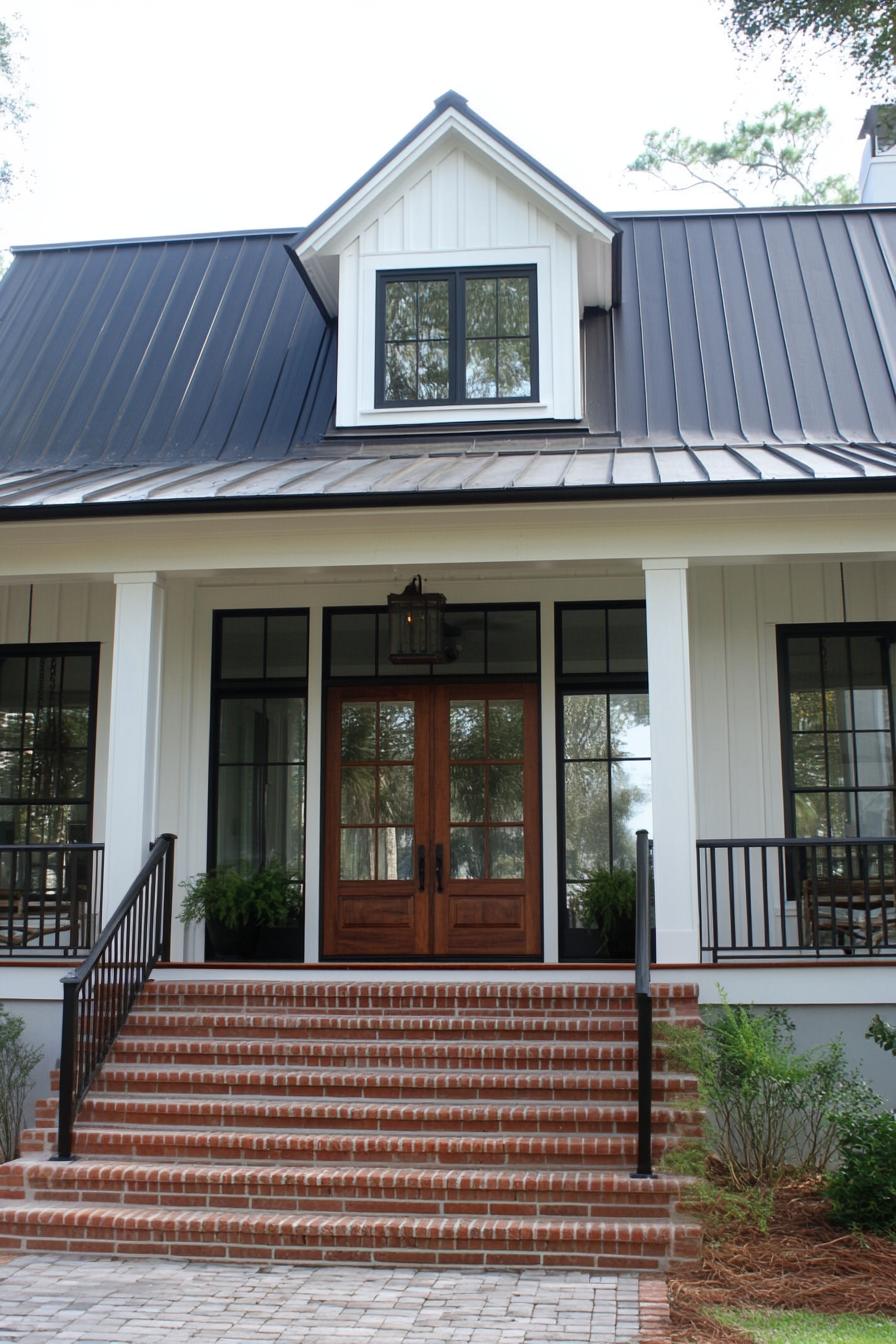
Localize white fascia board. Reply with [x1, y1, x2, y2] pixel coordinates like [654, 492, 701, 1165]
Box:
[298, 109, 615, 264]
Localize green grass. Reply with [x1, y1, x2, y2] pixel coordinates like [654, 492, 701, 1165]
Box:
[717, 1310, 896, 1343]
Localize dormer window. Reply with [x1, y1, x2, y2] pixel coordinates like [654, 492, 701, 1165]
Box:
[375, 267, 537, 408]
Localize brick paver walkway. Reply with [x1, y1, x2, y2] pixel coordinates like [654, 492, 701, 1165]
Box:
[0, 1254, 671, 1343]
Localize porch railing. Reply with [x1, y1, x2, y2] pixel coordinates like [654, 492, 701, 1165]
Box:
[56, 834, 175, 1161]
[0, 844, 104, 957]
[698, 836, 896, 960]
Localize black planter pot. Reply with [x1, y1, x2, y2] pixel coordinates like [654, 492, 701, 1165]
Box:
[560, 918, 636, 962]
[205, 917, 261, 961]
[254, 920, 305, 963]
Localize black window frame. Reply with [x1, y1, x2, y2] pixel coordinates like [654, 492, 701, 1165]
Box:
[0, 642, 101, 845]
[554, 602, 650, 961]
[374, 265, 539, 409]
[207, 609, 310, 879]
[777, 622, 896, 841]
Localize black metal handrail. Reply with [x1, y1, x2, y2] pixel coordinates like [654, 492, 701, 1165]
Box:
[698, 836, 896, 961]
[0, 844, 104, 957]
[633, 828, 654, 1179]
[55, 834, 176, 1161]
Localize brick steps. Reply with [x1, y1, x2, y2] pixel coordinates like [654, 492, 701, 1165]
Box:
[82, 1062, 697, 1104]
[0, 1159, 693, 1220]
[0, 1201, 700, 1271]
[6, 978, 703, 1270]
[19, 1124, 675, 1169]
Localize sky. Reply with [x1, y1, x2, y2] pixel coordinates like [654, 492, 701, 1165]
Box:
[0, 0, 875, 254]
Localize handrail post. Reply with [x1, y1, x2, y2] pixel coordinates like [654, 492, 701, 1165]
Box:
[54, 973, 79, 1161]
[160, 834, 175, 961]
[633, 828, 654, 1179]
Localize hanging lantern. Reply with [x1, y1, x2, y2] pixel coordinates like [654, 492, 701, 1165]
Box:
[387, 575, 448, 664]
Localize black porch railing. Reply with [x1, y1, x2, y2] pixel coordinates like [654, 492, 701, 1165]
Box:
[698, 836, 896, 960]
[56, 834, 175, 1161]
[0, 844, 103, 957]
[633, 828, 654, 1179]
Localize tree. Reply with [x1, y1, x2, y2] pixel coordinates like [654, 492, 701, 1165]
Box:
[720, 0, 896, 98]
[629, 103, 858, 208]
[0, 14, 29, 209]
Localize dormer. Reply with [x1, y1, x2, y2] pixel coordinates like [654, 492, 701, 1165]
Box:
[289, 92, 620, 429]
[859, 105, 896, 203]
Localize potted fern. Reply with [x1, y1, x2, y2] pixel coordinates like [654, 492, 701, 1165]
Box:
[179, 863, 303, 961]
[568, 867, 636, 960]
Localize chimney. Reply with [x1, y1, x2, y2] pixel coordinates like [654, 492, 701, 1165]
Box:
[859, 106, 896, 202]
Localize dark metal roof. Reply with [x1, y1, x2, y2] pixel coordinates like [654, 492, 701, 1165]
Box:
[0, 230, 335, 471]
[2, 203, 896, 509]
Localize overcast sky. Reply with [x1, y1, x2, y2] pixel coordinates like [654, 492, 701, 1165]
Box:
[0, 0, 872, 253]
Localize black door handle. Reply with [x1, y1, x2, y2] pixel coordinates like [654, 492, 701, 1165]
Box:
[435, 843, 444, 893]
[417, 845, 426, 891]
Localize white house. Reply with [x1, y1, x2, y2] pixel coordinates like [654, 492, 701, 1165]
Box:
[0, 91, 893, 1269]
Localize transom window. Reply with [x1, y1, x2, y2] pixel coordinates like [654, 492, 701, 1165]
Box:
[375, 267, 537, 407]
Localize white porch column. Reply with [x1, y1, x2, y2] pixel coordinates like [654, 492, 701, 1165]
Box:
[643, 560, 700, 963]
[102, 573, 165, 918]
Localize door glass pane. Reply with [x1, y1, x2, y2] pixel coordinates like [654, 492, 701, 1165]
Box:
[341, 766, 375, 823]
[450, 701, 485, 758]
[216, 765, 259, 870]
[341, 703, 376, 759]
[267, 698, 305, 763]
[450, 764, 485, 822]
[379, 702, 415, 760]
[489, 764, 523, 822]
[340, 828, 375, 880]
[450, 826, 485, 879]
[488, 700, 523, 758]
[378, 827, 414, 880]
[489, 826, 524, 878]
[379, 766, 414, 824]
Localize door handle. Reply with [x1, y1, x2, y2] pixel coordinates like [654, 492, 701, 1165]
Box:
[417, 845, 426, 891]
[435, 843, 444, 893]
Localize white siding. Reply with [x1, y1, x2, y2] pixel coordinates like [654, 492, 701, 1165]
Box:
[690, 560, 896, 842]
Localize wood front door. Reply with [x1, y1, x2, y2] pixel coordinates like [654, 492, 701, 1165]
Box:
[323, 683, 541, 958]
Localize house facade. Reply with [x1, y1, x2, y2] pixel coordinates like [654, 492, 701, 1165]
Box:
[1, 93, 894, 1102]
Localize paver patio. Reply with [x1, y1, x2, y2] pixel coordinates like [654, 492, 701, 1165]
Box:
[0, 1254, 671, 1343]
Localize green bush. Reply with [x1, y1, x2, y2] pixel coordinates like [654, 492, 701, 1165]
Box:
[661, 995, 861, 1188]
[867, 1014, 896, 1057]
[568, 867, 636, 956]
[827, 1099, 896, 1235]
[0, 1007, 43, 1161]
[179, 863, 303, 931]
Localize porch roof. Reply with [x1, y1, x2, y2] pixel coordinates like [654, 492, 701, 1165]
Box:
[0, 438, 895, 515]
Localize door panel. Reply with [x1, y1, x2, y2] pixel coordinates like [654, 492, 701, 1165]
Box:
[433, 684, 541, 957]
[323, 682, 541, 958]
[324, 686, 432, 957]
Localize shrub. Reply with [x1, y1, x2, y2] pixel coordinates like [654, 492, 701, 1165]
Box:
[0, 1007, 43, 1161]
[661, 995, 861, 1188]
[867, 1014, 896, 1057]
[569, 867, 636, 956]
[827, 1098, 896, 1235]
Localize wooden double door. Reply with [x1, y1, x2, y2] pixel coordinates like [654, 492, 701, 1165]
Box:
[323, 683, 541, 958]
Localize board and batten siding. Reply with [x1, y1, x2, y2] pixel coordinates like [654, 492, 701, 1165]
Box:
[689, 561, 896, 844]
[336, 144, 581, 427]
[0, 581, 115, 844]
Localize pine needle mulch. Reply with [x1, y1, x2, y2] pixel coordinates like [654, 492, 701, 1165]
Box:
[667, 1179, 896, 1343]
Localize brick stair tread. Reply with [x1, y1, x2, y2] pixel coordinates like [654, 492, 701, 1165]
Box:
[0, 1199, 698, 1246]
[90, 1062, 695, 1091]
[141, 979, 698, 1002]
[121, 1010, 699, 1038]
[50, 1125, 676, 1163]
[5, 1157, 695, 1195]
[110, 1037, 662, 1063]
[67, 1095, 700, 1124]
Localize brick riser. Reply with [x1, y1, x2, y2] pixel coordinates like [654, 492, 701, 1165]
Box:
[3, 980, 703, 1271]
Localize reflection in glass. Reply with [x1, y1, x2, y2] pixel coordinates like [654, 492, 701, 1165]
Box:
[498, 277, 529, 334]
[856, 734, 894, 787]
[610, 761, 652, 867]
[564, 695, 607, 760]
[465, 340, 497, 399]
[378, 827, 414, 880]
[385, 343, 417, 401]
[792, 733, 827, 788]
[489, 826, 524, 878]
[341, 703, 376, 760]
[450, 764, 485, 822]
[379, 702, 415, 760]
[384, 282, 417, 339]
[220, 616, 264, 680]
[418, 342, 450, 400]
[487, 610, 538, 675]
[418, 281, 449, 339]
[489, 764, 523, 821]
[560, 608, 607, 676]
[340, 828, 375, 880]
[379, 766, 414, 824]
[609, 694, 650, 759]
[341, 766, 375, 823]
[498, 340, 531, 398]
[488, 700, 524, 759]
[265, 614, 308, 679]
[450, 826, 485, 879]
[450, 702, 485, 759]
[465, 278, 497, 336]
[608, 607, 648, 674]
[564, 761, 609, 878]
